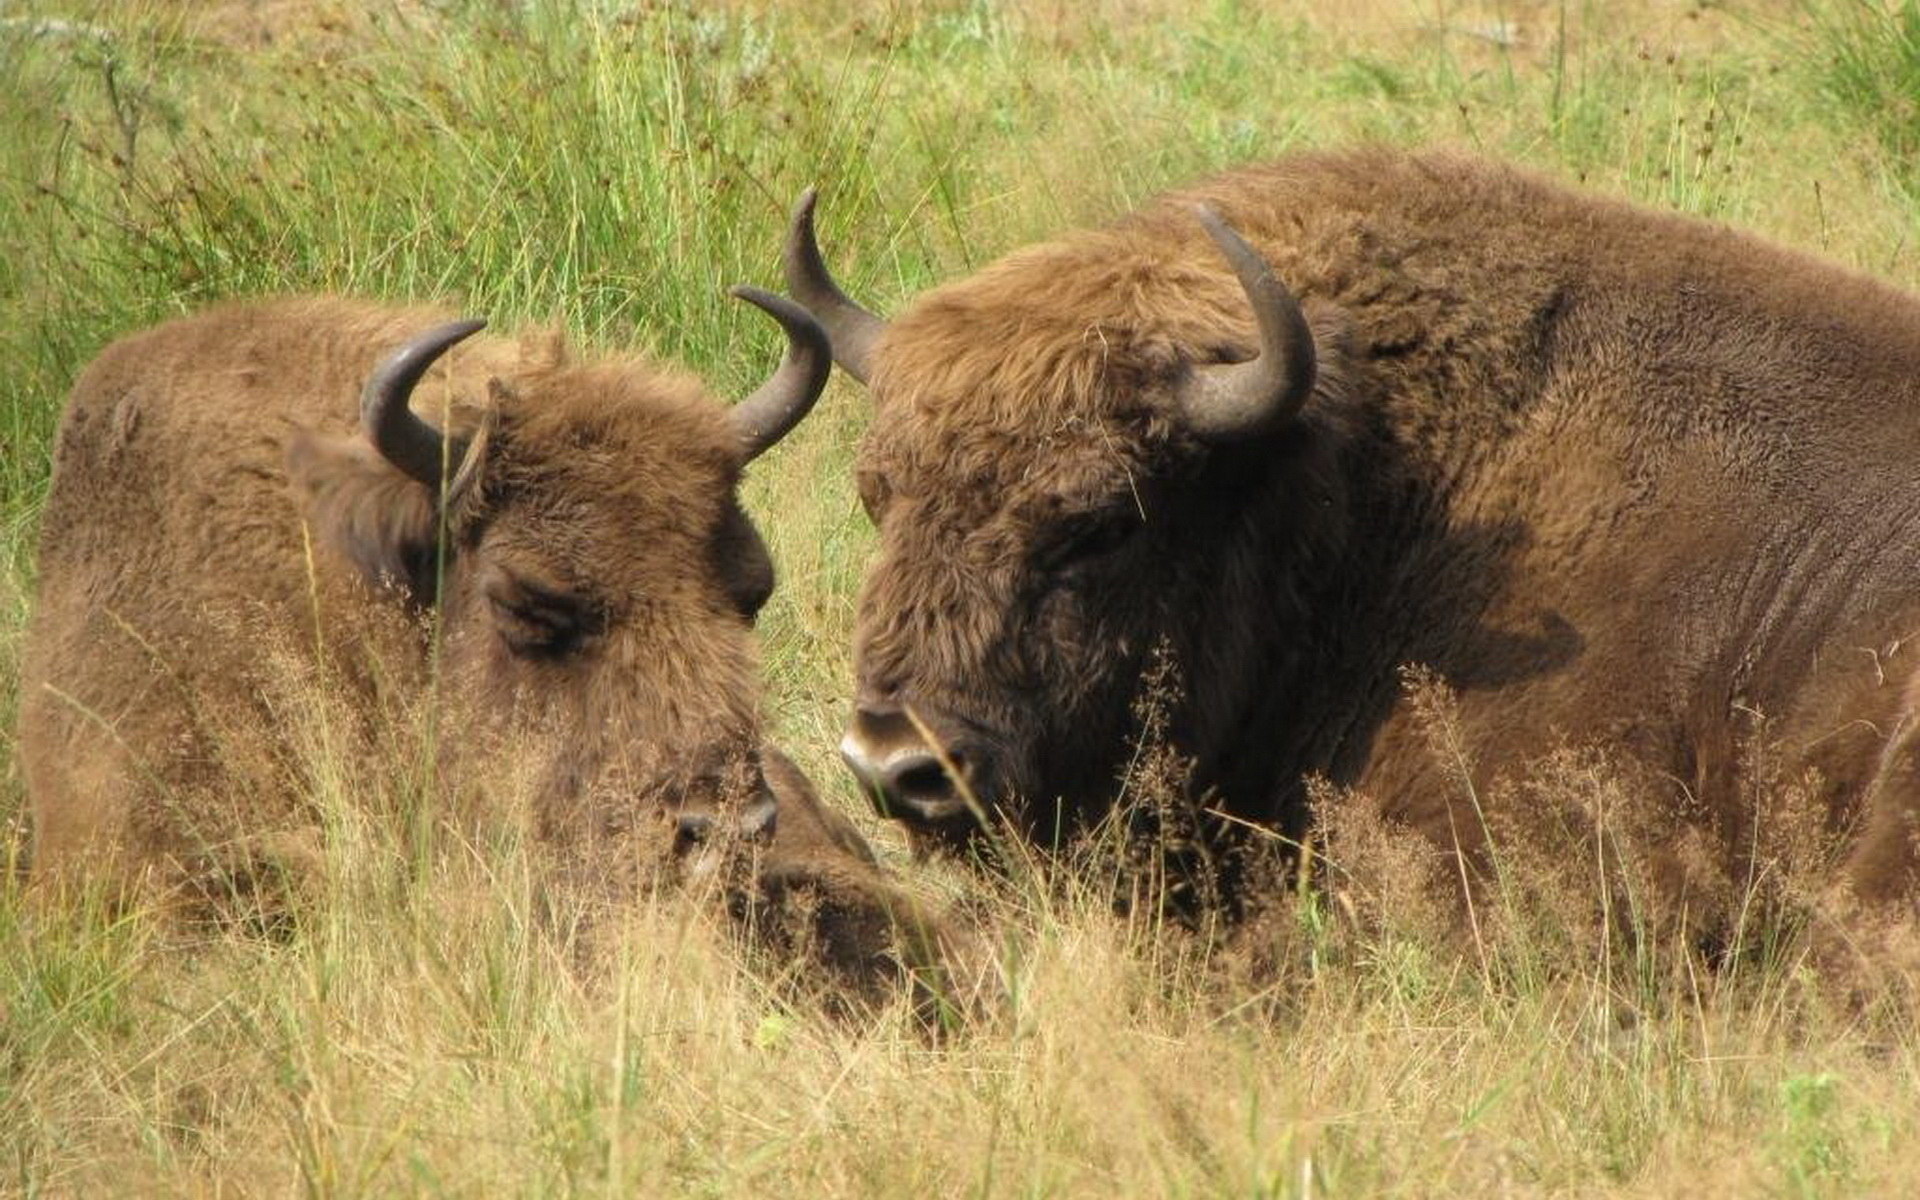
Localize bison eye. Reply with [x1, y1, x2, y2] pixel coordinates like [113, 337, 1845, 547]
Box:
[485, 576, 599, 659]
[1037, 510, 1142, 574]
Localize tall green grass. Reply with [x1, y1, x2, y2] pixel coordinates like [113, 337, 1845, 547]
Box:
[1797, 0, 1920, 195]
[4, 0, 1920, 1193]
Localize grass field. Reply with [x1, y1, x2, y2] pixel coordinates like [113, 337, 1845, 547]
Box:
[5, 0, 1920, 1194]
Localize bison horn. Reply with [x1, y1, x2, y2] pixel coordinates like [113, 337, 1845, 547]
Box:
[783, 187, 885, 385]
[360, 318, 487, 489]
[726, 286, 831, 460]
[1176, 206, 1317, 443]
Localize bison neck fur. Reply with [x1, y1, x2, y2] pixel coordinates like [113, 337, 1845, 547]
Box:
[850, 148, 1920, 910]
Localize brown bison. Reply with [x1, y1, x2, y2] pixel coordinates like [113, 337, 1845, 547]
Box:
[788, 148, 1920, 910]
[18, 291, 908, 950]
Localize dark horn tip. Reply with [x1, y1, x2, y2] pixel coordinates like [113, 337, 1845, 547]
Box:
[777, 185, 883, 385]
[727, 285, 823, 339]
[361, 318, 488, 414]
[726, 283, 831, 459]
[784, 190, 823, 269]
[791, 186, 820, 224]
[405, 317, 489, 358]
[784, 189, 821, 259]
[360, 316, 490, 488]
[1175, 204, 1318, 445]
[1191, 203, 1248, 259]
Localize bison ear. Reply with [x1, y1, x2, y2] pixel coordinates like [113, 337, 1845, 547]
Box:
[286, 432, 444, 603]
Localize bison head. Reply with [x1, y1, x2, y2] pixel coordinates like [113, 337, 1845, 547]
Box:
[785, 193, 1354, 855]
[285, 290, 827, 868]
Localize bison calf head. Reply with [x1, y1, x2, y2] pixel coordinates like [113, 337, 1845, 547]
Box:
[785, 193, 1353, 854]
[285, 290, 827, 861]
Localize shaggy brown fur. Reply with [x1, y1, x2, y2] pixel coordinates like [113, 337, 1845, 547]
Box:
[18, 296, 927, 968]
[817, 148, 1920, 912]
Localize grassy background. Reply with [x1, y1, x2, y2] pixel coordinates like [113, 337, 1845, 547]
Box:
[5, 0, 1920, 1193]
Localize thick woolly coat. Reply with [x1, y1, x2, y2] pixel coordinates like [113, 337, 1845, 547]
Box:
[847, 149, 1920, 901]
[20, 296, 884, 926]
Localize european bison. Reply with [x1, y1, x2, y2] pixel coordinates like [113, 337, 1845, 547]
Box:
[788, 148, 1920, 911]
[19, 291, 883, 933]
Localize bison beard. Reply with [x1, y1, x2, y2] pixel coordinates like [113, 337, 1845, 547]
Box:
[788, 148, 1920, 926]
[17, 292, 949, 993]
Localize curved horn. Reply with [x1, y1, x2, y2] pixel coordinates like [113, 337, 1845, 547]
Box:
[360, 318, 487, 487]
[727, 286, 831, 460]
[782, 187, 885, 384]
[1176, 206, 1317, 443]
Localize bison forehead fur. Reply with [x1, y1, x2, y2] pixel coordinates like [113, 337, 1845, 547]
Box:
[20, 295, 776, 906]
[840, 147, 1920, 904]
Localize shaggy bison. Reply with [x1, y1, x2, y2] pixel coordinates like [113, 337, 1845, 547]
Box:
[789, 149, 1920, 909]
[19, 292, 901, 946]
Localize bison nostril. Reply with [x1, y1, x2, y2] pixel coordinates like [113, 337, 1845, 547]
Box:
[674, 811, 715, 854]
[891, 757, 954, 799]
[842, 713, 983, 827]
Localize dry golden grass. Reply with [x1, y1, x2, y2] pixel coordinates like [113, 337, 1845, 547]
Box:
[6, 0, 1920, 1193]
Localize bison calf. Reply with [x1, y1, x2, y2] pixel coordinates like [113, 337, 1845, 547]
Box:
[20, 292, 853, 930]
[788, 149, 1920, 920]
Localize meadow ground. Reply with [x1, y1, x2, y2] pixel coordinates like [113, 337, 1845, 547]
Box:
[5, 0, 1920, 1194]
